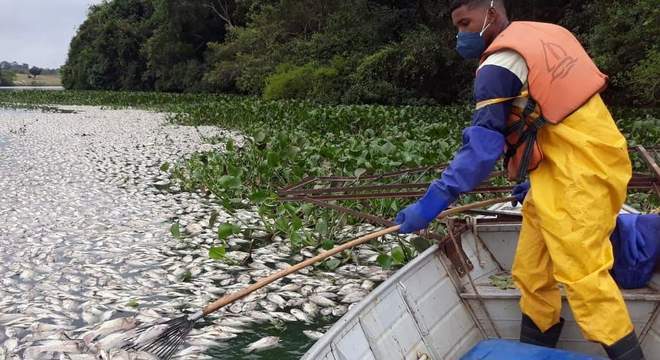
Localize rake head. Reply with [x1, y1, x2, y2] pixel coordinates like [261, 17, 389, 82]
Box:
[121, 312, 203, 360]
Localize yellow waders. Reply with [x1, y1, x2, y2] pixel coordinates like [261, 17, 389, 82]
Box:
[511, 94, 634, 346]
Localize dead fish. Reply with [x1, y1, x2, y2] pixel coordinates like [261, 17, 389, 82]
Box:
[285, 298, 306, 308]
[249, 311, 272, 323]
[341, 290, 367, 304]
[279, 284, 301, 292]
[314, 285, 338, 293]
[310, 295, 336, 307]
[23, 340, 84, 357]
[361, 280, 375, 290]
[302, 302, 319, 317]
[300, 285, 314, 296]
[266, 294, 286, 308]
[218, 318, 249, 328]
[216, 326, 245, 334]
[290, 309, 310, 323]
[271, 312, 297, 322]
[228, 302, 243, 314]
[320, 308, 333, 317]
[244, 336, 280, 353]
[332, 305, 348, 317]
[259, 300, 278, 312]
[338, 284, 362, 296]
[95, 332, 127, 350]
[315, 292, 338, 300]
[0, 313, 25, 326]
[3, 337, 18, 352]
[278, 291, 302, 299]
[302, 330, 324, 340]
[83, 317, 137, 344]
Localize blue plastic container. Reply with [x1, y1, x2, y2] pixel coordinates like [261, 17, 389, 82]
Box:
[461, 339, 605, 360]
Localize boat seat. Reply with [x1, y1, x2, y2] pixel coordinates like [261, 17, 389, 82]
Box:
[461, 339, 603, 359]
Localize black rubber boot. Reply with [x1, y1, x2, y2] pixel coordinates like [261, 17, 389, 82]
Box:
[603, 331, 645, 360]
[519, 314, 564, 348]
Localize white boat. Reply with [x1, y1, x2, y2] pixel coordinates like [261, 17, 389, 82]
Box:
[302, 205, 660, 359]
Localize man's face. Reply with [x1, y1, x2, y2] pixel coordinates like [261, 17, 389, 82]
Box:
[451, 4, 492, 34]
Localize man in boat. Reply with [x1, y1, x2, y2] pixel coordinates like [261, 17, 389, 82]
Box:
[395, 0, 645, 358]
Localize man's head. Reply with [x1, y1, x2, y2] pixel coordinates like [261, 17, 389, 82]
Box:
[450, 0, 510, 58]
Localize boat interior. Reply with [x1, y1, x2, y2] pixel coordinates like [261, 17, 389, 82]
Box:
[302, 204, 660, 359]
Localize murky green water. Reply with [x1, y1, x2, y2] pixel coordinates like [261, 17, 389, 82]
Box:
[205, 319, 333, 359]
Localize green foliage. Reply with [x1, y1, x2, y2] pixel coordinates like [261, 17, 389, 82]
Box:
[627, 48, 660, 106]
[263, 62, 342, 102]
[143, 0, 228, 92]
[489, 274, 516, 290]
[61, 0, 155, 90]
[574, 0, 659, 106]
[170, 222, 181, 239]
[62, 0, 658, 107]
[346, 27, 471, 105]
[209, 246, 226, 260]
[0, 69, 15, 86]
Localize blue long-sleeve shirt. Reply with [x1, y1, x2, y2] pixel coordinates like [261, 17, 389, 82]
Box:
[430, 50, 529, 204]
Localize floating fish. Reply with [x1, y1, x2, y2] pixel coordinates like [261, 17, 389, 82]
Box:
[244, 336, 280, 353]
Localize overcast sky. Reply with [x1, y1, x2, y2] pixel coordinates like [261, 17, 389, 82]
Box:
[0, 0, 104, 69]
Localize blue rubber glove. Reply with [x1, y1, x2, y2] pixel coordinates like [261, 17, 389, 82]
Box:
[395, 185, 449, 233]
[611, 214, 660, 289]
[511, 181, 530, 206]
[396, 126, 504, 234]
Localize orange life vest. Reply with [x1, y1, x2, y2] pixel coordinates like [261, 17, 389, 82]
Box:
[477, 21, 608, 182]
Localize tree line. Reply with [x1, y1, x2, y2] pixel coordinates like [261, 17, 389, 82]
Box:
[62, 0, 658, 106]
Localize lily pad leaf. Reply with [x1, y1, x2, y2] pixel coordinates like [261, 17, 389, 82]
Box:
[324, 258, 341, 271]
[377, 254, 393, 269]
[391, 246, 406, 264]
[209, 246, 226, 260]
[170, 222, 181, 239]
[218, 223, 240, 240]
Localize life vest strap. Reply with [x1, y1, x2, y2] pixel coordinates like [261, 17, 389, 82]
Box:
[475, 90, 529, 111]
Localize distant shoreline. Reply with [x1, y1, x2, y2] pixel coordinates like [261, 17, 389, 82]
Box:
[10, 73, 62, 87]
[0, 86, 64, 90]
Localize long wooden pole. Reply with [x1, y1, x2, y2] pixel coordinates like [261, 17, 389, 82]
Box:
[202, 196, 516, 315]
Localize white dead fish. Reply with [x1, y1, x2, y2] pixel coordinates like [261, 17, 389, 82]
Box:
[310, 295, 336, 307]
[95, 332, 127, 350]
[271, 312, 297, 322]
[302, 330, 324, 340]
[266, 294, 286, 308]
[23, 340, 84, 357]
[302, 302, 319, 317]
[290, 309, 310, 323]
[133, 324, 170, 345]
[244, 336, 280, 353]
[341, 290, 367, 304]
[332, 305, 348, 317]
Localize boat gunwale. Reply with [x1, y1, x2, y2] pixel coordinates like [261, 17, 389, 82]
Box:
[302, 242, 445, 359]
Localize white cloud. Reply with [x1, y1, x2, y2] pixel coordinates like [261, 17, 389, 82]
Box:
[0, 0, 105, 68]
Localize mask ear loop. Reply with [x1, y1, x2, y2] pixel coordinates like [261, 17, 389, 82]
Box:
[479, 0, 495, 36]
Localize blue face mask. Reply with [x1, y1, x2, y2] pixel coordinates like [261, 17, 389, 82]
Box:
[456, 32, 487, 59]
[455, 4, 493, 60]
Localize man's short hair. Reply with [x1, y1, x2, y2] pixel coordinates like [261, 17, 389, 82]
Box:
[450, 0, 508, 14]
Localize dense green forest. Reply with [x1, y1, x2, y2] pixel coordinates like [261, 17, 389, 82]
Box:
[62, 0, 658, 106]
